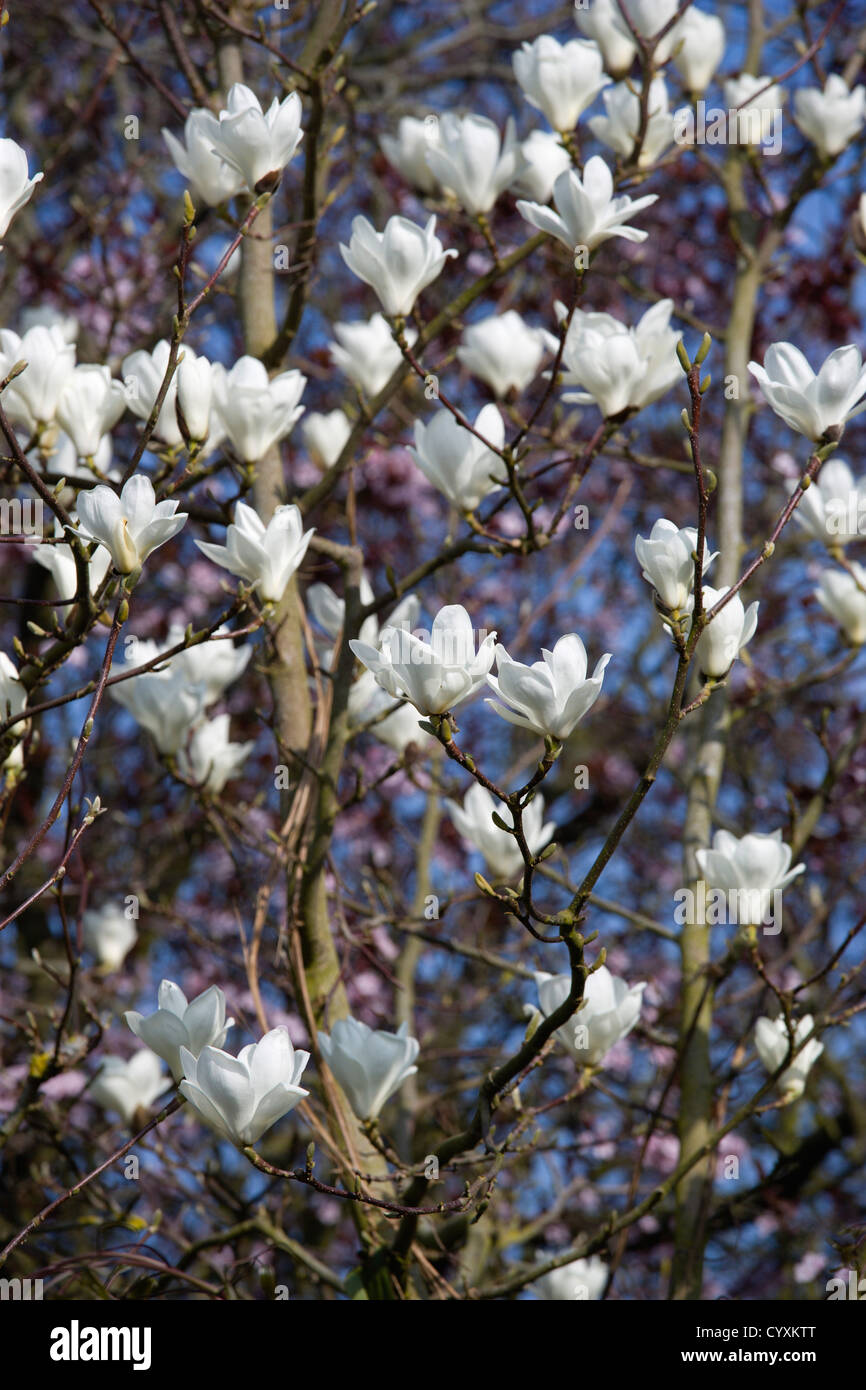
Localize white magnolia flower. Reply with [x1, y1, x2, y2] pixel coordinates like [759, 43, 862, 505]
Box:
[350, 603, 497, 715]
[456, 310, 556, 398]
[0, 651, 26, 768]
[689, 584, 759, 678]
[794, 457, 866, 545]
[0, 137, 43, 240]
[610, 0, 684, 63]
[329, 314, 418, 397]
[533, 1256, 609, 1301]
[425, 112, 524, 215]
[512, 35, 610, 132]
[509, 130, 572, 203]
[793, 75, 866, 158]
[340, 213, 457, 317]
[301, 409, 352, 468]
[177, 353, 223, 445]
[350, 676, 432, 753]
[75, 474, 188, 574]
[487, 633, 611, 741]
[576, 0, 638, 77]
[317, 1016, 419, 1121]
[723, 75, 786, 145]
[380, 115, 441, 193]
[635, 518, 717, 612]
[696, 828, 805, 925]
[748, 342, 866, 441]
[122, 339, 195, 449]
[535, 965, 646, 1066]
[178, 713, 254, 792]
[90, 1051, 168, 1126]
[56, 364, 126, 459]
[81, 903, 137, 971]
[446, 782, 554, 881]
[754, 1014, 823, 1103]
[125, 979, 235, 1081]
[0, 325, 76, 431]
[671, 8, 726, 93]
[118, 624, 251, 707]
[75, 473, 186, 574]
[31, 517, 111, 602]
[589, 77, 675, 166]
[212, 356, 306, 461]
[815, 563, 866, 645]
[559, 300, 682, 416]
[110, 667, 208, 756]
[162, 109, 247, 206]
[409, 403, 506, 510]
[517, 158, 657, 253]
[207, 83, 303, 192]
[195, 500, 314, 603]
[179, 1026, 310, 1147]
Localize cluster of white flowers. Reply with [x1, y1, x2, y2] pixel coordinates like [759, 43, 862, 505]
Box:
[92, 976, 420, 1146]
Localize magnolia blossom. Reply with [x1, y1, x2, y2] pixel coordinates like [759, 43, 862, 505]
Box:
[118, 624, 251, 707]
[456, 310, 555, 398]
[409, 404, 506, 510]
[446, 783, 554, 881]
[748, 342, 866, 441]
[31, 517, 111, 602]
[178, 713, 254, 792]
[90, 1051, 167, 1126]
[0, 651, 26, 769]
[20, 306, 79, 342]
[576, 0, 637, 77]
[696, 828, 805, 926]
[535, 965, 646, 1066]
[487, 633, 611, 741]
[689, 584, 759, 678]
[162, 109, 247, 206]
[0, 137, 43, 240]
[425, 113, 524, 215]
[509, 131, 572, 203]
[177, 354, 223, 445]
[110, 667, 208, 756]
[350, 603, 497, 715]
[56, 364, 126, 459]
[793, 75, 866, 158]
[517, 158, 657, 253]
[754, 1015, 823, 1103]
[671, 8, 726, 93]
[317, 1017, 419, 1121]
[301, 409, 352, 468]
[589, 77, 675, 166]
[635, 519, 717, 613]
[341, 214, 457, 317]
[512, 35, 610, 132]
[195, 501, 314, 603]
[212, 357, 306, 461]
[207, 83, 303, 192]
[723, 75, 786, 145]
[380, 115, 441, 193]
[793, 457, 866, 545]
[815, 563, 866, 645]
[329, 314, 418, 397]
[122, 339, 199, 449]
[559, 300, 682, 417]
[74, 474, 183, 575]
[82, 903, 137, 971]
[76, 474, 187, 574]
[179, 1026, 310, 1147]
[125, 980, 235, 1081]
[0, 325, 75, 431]
[533, 1256, 609, 1301]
